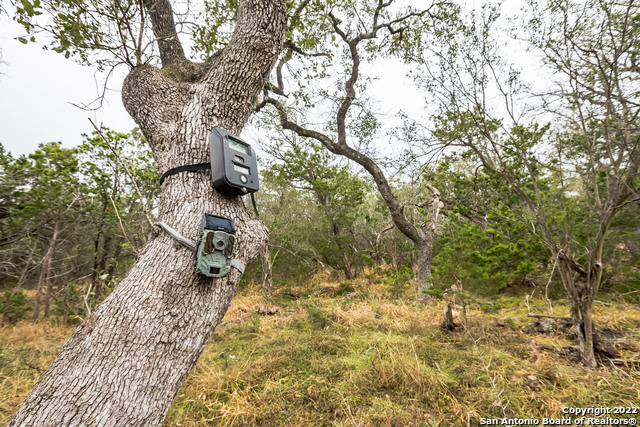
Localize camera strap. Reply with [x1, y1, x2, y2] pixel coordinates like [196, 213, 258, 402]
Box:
[159, 163, 210, 186]
[159, 163, 260, 218]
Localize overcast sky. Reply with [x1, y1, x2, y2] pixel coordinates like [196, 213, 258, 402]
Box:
[0, 0, 528, 160]
[0, 14, 136, 156]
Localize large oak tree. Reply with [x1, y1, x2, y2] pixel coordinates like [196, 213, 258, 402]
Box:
[10, 0, 287, 424]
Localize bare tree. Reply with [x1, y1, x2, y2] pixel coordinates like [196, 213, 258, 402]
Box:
[260, 0, 449, 302]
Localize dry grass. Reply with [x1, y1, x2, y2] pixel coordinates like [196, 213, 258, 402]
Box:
[1, 277, 638, 426]
[166, 280, 640, 426]
[0, 319, 75, 424]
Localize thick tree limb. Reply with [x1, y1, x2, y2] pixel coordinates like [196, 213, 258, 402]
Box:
[264, 97, 423, 244]
[142, 0, 187, 67]
[194, 0, 287, 133]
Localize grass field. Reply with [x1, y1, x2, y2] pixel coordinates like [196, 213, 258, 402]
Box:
[1, 278, 639, 426]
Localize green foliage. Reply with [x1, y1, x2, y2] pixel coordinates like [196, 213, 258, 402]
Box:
[51, 282, 86, 324]
[257, 140, 374, 283]
[192, 0, 238, 57]
[423, 287, 443, 299]
[0, 290, 32, 324]
[19, 142, 83, 217]
[13, 0, 146, 67]
[0, 142, 85, 290]
[433, 216, 543, 295]
[336, 281, 354, 296]
[385, 264, 412, 299]
[0, 129, 157, 311]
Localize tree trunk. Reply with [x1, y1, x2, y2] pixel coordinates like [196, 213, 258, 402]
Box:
[557, 261, 598, 368]
[575, 298, 597, 368]
[32, 220, 60, 320]
[417, 184, 441, 303]
[91, 231, 101, 283]
[10, 1, 287, 424]
[315, 189, 354, 280]
[105, 241, 123, 280]
[261, 247, 273, 299]
[416, 235, 434, 303]
[42, 277, 55, 318]
[42, 221, 61, 317]
[98, 232, 113, 277]
[333, 224, 354, 280]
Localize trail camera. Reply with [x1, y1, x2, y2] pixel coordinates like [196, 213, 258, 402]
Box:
[209, 128, 259, 195]
[195, 213, 236, 278]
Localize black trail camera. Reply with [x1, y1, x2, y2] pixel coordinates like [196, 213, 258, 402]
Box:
[209, 128, 259, 195]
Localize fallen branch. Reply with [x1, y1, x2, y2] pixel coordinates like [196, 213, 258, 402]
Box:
[527, 313, 571, 320]
[607, 358, 640, 368]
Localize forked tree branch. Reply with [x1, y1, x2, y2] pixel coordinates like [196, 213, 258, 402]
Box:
[262, 1, 442, 245]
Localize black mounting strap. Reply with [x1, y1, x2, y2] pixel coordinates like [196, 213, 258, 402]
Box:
[159, 163, 210, 186]
[159, 162, 260, 218]
[250, 192, 259, 218]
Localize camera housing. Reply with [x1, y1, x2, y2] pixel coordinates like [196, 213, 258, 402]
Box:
[209, 128, 259, 195]
[195, 213, 237, 278]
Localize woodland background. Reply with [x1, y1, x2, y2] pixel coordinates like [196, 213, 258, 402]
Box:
[1, 0, 640, 424]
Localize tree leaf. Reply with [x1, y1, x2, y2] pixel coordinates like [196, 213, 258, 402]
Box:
[20, 0, 35, 16]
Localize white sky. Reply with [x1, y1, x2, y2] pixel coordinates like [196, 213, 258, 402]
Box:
[0, 14, 136, 156]
[0, 1, 529, 159]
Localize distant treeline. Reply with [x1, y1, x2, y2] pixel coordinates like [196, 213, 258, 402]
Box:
[1, 127, 638, 323]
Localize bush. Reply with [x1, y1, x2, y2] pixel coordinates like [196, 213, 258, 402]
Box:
[0, 290, 32, 324]
[336, 281, 354, 296]
[52, 282, 86, 324]
[385, 264, 413, 299]
[423, 287, 444, 299]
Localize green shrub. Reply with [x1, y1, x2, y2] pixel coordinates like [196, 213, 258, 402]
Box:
[0, 290, 32, 324]
[336, 281, 354, 296]
[423, 287, 444, 299]
[52, 282, 86, 324]
[385, 264, 413, 298]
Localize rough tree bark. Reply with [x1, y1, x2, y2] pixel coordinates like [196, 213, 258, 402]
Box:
[10, 0, 287, 425]
[556, 259, 599, 368]
[416, 184, 442, 299]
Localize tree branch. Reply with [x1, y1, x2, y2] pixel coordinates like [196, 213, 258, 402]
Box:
[142, 0, 187, 66]
[263, 96, 423, 244]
